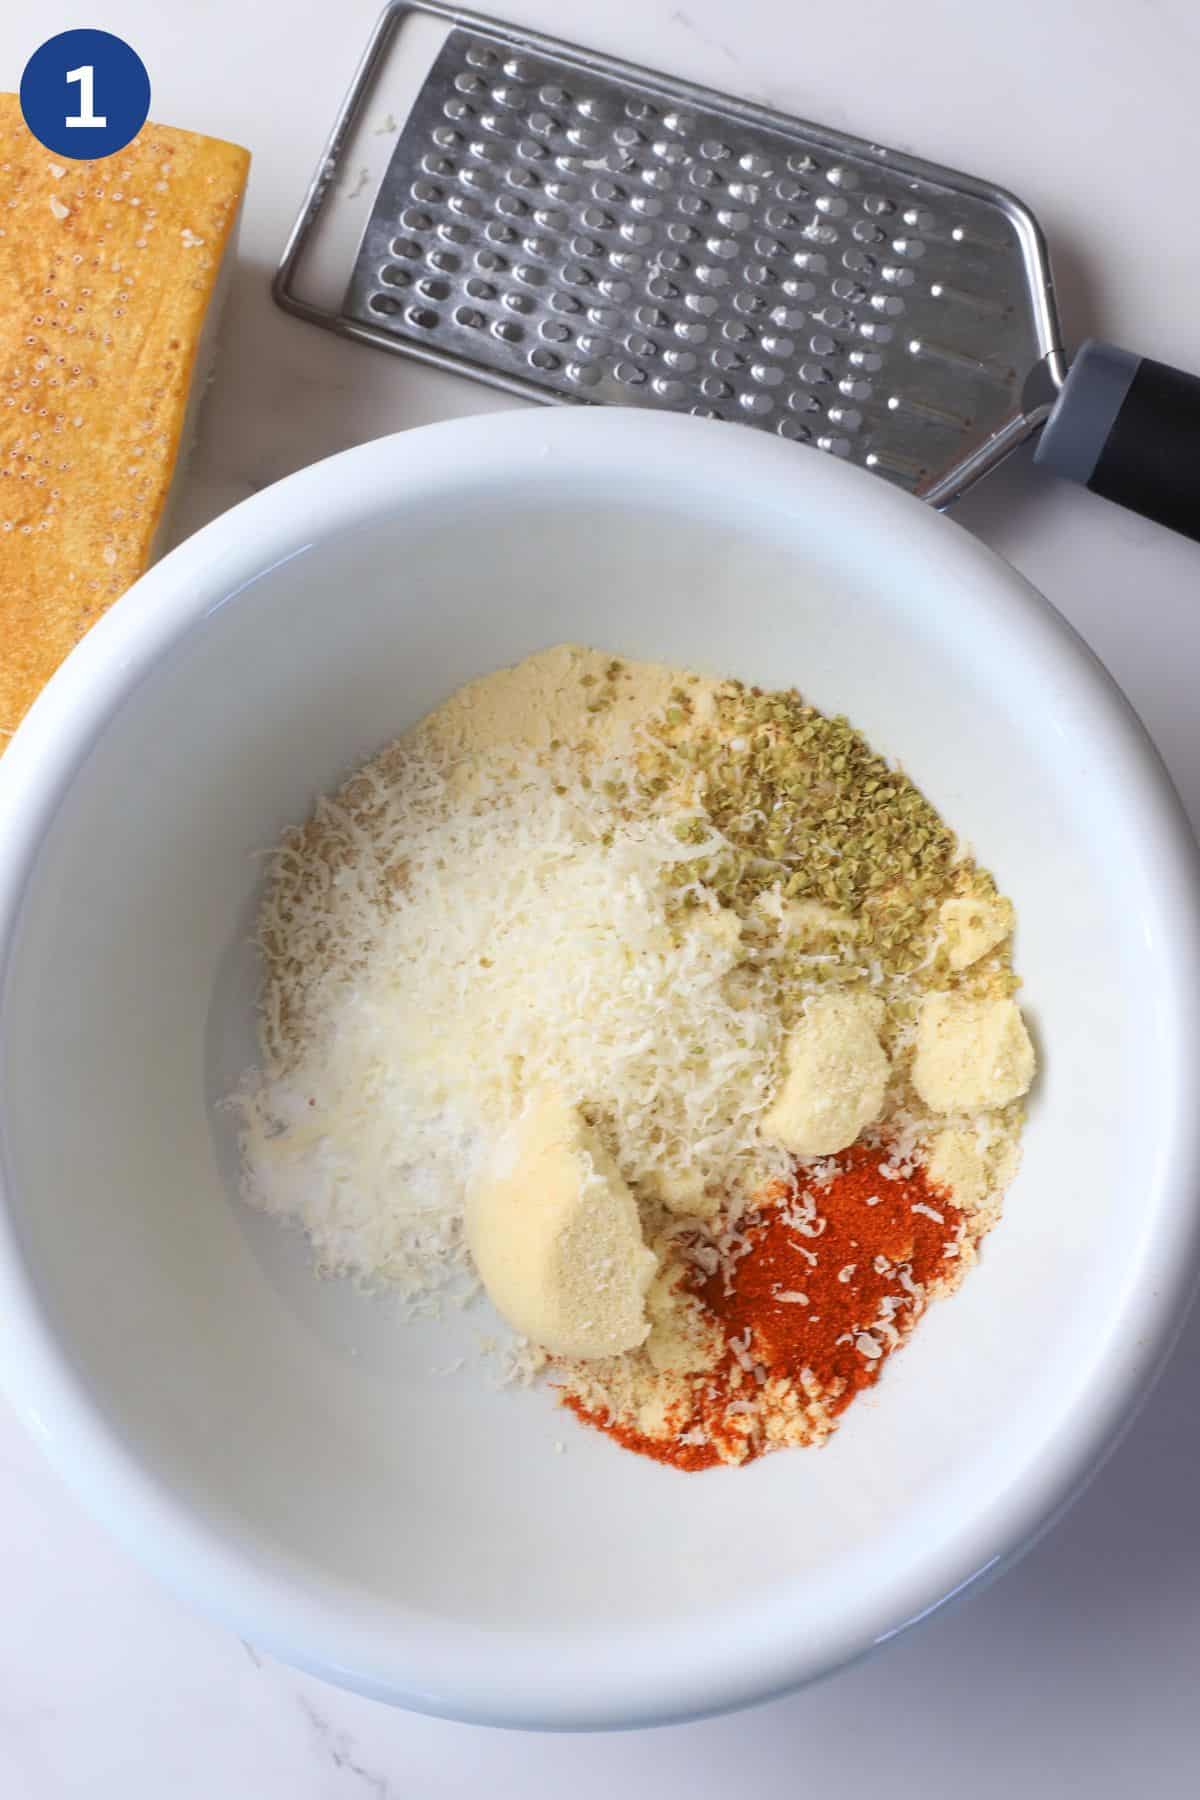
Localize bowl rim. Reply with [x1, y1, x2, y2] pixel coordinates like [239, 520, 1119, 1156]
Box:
[2, 406, 1200, 1729]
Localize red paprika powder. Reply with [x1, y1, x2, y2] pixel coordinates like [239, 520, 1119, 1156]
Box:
[564, 1143, 963, 1471]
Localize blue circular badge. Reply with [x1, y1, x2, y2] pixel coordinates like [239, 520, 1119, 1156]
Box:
[20, 30, 151, 161]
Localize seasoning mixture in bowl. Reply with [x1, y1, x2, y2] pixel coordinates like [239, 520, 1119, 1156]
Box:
[234, 645, 1035, 1471]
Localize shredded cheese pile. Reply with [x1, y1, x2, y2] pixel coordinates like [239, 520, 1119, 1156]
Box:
[237, 744, 794, 1303]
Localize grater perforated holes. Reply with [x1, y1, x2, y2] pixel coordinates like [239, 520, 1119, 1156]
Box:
[342, 25, 1038, 490]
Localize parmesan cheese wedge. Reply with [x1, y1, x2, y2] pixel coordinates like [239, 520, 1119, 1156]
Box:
[0, 96, 249, 748]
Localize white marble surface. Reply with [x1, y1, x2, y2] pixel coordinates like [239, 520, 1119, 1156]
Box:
[4, 0, 1200, 1790]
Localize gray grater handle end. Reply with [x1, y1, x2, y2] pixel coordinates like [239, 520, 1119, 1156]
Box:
[1036, 340, 1200, 544]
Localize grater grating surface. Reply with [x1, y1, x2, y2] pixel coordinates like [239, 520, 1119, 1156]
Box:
[278, 3, 1065, 503]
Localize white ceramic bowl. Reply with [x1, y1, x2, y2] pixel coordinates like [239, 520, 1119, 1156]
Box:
[2, 409, 1199, 1729]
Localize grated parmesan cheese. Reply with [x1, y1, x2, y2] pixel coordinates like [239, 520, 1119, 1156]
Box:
[237, 742, 794, 1302]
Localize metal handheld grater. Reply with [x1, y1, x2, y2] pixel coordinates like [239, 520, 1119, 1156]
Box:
[276, 3, 1200, 541]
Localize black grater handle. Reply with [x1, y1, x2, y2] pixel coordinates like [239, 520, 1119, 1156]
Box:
[1035, 341, 1200, 543]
